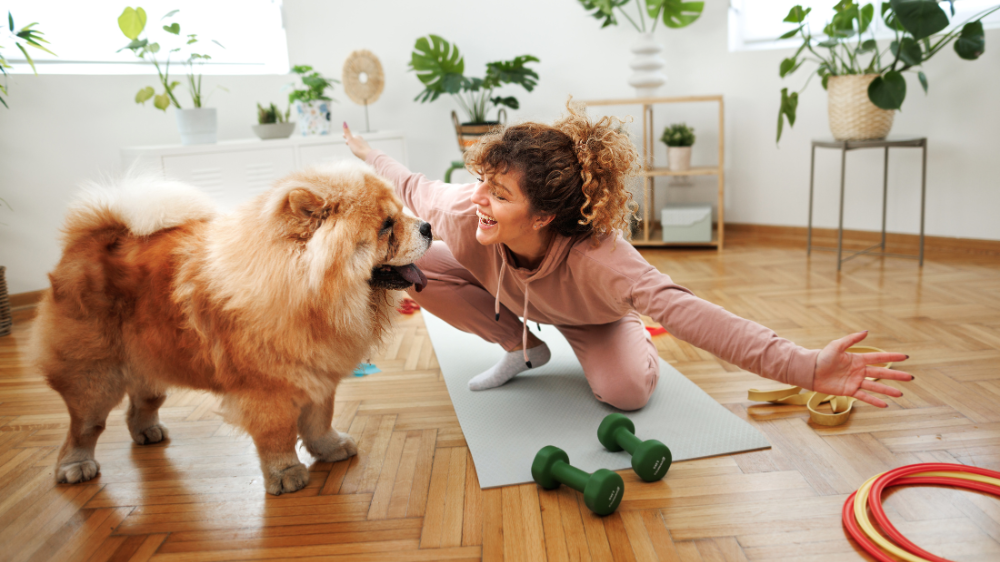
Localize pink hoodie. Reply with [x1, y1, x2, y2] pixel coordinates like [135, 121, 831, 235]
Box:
[367, 150, 819, 389]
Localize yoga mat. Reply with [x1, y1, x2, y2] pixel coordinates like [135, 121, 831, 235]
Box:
[422, 311, 771, 489]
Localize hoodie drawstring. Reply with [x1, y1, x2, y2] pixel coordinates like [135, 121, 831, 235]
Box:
[494, 253, 534, 368]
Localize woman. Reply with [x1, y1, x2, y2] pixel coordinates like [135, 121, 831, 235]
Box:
[342, 103, 912, 411]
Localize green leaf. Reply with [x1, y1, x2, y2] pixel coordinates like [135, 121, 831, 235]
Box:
[212, 39, 224, 49]
[917, 70, 928, 93]
[778, 57, 802, 78]
[783, 5, 812, 23]
[153, 92, 171, 111]
[660, 0, 703, 29]
[118, 7, 147, 40]
[485, 55, 540, 91]
[162, 9, 179, 18]
[135, 86, 155, 104]
[889, 0, 948, 40]
[409, 35, 465, 96]
[954, 21, 985, 60]
[491, 96, 519, 110]
[148, 42, 160, 53]
[859, 3, 874, 33]
[15, 43, 36, 74]
[868, 70, 906, 110]
[881, 2, 906, 31]
[578, 0, 627, 28]
[8, 11, 13, 33]
[822, 73, 831, 90]
[859, 39, 877, 53]
[776, 87, 799, 143]
[163, 22, 180, 35]
[894, 37, 922, 66]
[818, 38, 839, 48]
[780, 25, 805, 40]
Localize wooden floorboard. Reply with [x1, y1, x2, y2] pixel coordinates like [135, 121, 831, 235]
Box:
[2, 238, 999, 561]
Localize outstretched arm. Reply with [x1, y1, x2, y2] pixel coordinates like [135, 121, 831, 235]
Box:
[627, 261, 912, 408]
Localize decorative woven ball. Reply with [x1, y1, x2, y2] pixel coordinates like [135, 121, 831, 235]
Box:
[342, 49, 385, 105]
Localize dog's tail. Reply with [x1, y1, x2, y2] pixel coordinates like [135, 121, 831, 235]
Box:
[46, 174, 217, 316]
[64, 173, 216, 244]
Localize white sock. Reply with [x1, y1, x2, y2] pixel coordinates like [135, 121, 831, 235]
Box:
[468, 343, 551, 391]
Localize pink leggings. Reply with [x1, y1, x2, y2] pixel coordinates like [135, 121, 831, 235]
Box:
[407, 242, 659, 410]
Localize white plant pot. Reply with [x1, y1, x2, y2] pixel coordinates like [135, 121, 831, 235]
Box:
[175, 108, 217, 145]
[668, 146, 692, 172]
[252, 122, 296, 140]
[296, 100, 332, 136]
[628, 32, 667, 97]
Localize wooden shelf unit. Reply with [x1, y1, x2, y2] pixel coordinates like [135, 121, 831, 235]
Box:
[581, 95, 725, 249]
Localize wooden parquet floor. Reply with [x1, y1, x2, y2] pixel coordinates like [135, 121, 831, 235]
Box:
[2, 238, 999, 561]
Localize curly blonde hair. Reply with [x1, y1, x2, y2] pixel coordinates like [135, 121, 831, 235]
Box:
[465, 99, 640, 242]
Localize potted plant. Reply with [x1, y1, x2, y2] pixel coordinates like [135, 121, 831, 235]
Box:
[776, 0, 998, 143]
[409, 35, 539, 152]
[288, 65, 339, 136]
[117, 6, 225, 145]
[577, 0, 704, 96]
[661, 123, 695, 172]
[1, 11, 55, 108]
[252, 103, 294, 140]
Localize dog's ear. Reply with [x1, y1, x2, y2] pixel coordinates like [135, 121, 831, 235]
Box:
[287, 189, 323, 218]
[287, 189, 341, 220]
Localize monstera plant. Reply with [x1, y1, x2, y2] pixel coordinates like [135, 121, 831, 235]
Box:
[409, 34, 539, 125]
[776, 0, 998, 142]
[577, 0, 704, 32]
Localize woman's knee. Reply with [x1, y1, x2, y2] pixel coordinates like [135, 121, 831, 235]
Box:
[588, 351, 659, 411]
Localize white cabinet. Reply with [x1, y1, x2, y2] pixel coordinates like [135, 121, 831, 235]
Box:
[122, 130, 407, 211]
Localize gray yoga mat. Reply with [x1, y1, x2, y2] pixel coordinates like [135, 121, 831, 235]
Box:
[422, 311, 771, 489]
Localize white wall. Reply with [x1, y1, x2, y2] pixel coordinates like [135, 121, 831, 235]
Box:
[2, 0, 998, 294]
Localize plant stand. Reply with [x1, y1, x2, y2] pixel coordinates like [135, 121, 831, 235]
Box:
[807, 137, 927, 270]
[580, 95, 725, 249]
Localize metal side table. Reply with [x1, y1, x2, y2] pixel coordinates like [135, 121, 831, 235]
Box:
[807, 137, 927, 270]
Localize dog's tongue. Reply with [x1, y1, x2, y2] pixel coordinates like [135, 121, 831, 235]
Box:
[397, 264, 428, 293]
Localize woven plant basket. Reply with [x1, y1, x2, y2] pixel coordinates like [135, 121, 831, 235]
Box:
[0, 266, 11, 337]
[827, 74, 895, 141]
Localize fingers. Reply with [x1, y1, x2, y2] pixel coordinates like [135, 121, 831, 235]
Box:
[852, 389, 888, 408]
[860, 351, 908, 366]
[835, 330, 869, 353]
[865, 366, 914, 382]
[342, 121, 353, 139]
[860, 379, 902, 398]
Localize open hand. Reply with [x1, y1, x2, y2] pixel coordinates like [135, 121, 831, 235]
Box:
[813, 330, 913, 408]
[342, 122, 372, 161]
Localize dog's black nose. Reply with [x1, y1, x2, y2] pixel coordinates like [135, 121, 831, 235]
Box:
[419, 222, 432, 240]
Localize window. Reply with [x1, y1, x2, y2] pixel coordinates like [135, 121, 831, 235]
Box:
[729, 0, 1000, 52]
[2, 0, 288, 74]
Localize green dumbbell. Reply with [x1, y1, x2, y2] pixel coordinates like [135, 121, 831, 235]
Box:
[531, 445, 624, 516]
[597, 413, 672, 482]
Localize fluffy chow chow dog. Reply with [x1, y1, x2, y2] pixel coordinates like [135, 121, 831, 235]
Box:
[29, 161, 431, 495]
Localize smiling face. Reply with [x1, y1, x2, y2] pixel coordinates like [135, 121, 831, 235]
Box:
[471, 168, 541, 248]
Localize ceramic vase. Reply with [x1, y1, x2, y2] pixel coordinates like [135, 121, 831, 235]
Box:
[628, 32, 667, 97]
[175, 108, 218, 145]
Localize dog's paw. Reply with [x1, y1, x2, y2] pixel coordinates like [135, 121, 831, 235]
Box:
[132, 424, 169, 445]
[306, 432, 358, 463]
[265, 463, 310, 496]
[56, 459, 100, 484]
